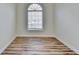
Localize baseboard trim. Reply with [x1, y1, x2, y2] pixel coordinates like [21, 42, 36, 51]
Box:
[16, 35, 56, 37]
[0, 35, 16, 54]
[55, 36, 79, 54]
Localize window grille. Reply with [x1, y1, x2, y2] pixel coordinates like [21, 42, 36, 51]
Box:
[28, 4, 43, 30]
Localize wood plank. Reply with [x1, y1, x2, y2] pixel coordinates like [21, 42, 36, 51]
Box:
[2, 37, 77, 55]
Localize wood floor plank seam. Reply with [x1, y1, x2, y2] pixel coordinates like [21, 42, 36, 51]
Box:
[2, 37, 77, 55]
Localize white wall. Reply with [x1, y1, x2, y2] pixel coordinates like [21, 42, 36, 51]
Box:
[55, 3, 79, 53]
[16, 3, 55, 36]
[0, 4, 16, 54]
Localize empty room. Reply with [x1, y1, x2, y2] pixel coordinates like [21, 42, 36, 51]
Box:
[0, 3, 79, 55]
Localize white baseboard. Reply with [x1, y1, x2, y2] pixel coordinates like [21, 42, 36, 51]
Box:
[16, 35, 56, 37]
[0, 35, 16, 54]
[55, 36, 79, 54]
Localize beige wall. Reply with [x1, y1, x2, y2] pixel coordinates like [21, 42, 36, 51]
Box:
[55, 3, 79, 54]
[16, 3, 55, 36]
[0, 4, 16, 54]
[1, 3, 79, 54]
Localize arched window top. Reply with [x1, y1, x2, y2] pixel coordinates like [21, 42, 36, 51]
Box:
[28, 4, 42, 10]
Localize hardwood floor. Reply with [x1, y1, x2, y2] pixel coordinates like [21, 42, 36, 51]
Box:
[2, 37, 77, 55]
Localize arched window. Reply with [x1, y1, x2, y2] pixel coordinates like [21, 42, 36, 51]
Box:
[28, 4, 43, 30]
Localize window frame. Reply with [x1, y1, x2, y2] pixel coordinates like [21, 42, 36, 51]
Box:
[27, 3, 43, 30]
